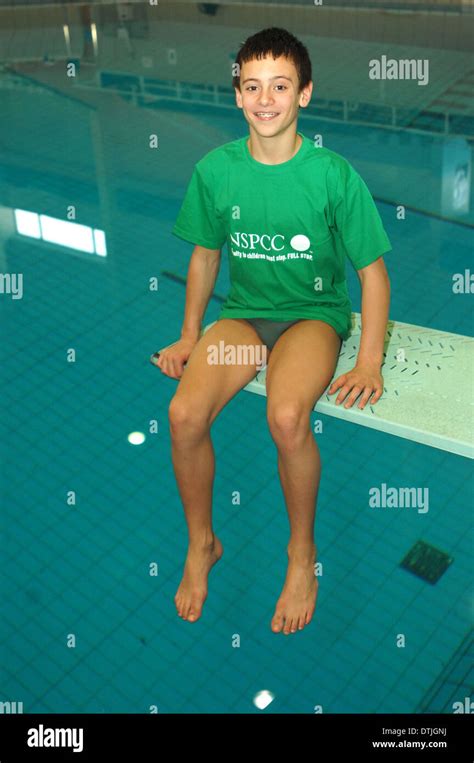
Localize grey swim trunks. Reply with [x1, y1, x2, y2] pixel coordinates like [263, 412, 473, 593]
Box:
[243, 317, 303, 351]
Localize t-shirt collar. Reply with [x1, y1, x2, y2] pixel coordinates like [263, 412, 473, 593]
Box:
[242, 131, 308, 173]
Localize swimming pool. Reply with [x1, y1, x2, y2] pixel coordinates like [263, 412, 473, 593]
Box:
[0, 0, 472, 714]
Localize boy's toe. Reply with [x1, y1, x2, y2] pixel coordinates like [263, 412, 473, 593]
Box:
[283, 618, 292, 635]
[271, 612, 284, 633]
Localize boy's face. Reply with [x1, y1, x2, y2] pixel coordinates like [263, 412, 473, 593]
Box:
[235, 54, 312, 138]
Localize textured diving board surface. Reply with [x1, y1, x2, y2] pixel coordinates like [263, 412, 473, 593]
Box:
[153, 314, 474, 459]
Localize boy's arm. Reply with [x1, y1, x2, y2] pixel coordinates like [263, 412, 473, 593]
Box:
[356, 256, 391, 368]
[180, 245, 221, 342]
[328, 255, 390, 409]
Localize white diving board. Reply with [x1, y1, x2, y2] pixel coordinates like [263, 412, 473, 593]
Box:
[152, 313, 474, 460]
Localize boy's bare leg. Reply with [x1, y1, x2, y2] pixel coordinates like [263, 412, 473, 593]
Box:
[264, 320, 342, 635]
[168, 319, 267, 622]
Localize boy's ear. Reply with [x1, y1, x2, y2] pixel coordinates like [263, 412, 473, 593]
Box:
[299, 80, 313, 107]
[234, 87, 243, 108]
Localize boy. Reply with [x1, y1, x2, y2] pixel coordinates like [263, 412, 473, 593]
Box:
[157, 27, 391, 635]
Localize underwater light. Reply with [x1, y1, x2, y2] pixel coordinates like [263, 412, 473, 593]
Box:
[128, 432, 146, 445]
[253, 690, 275, 710]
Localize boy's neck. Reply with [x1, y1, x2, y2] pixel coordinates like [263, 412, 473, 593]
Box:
[246, 129, 302, 166]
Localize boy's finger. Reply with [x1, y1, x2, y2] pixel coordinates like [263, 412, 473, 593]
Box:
[357, 388, 373, 409]
[370, 387, 383, 403]
[343, 386, 362, 408]
[335, 384, 352, 404]
[329, 377, 343, 393]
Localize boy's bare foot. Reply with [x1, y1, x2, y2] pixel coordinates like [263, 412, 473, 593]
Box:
[174, 534, 223, 622]
[271, 542, 318, 635]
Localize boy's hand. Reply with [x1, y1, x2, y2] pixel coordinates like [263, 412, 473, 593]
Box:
[328, 363, 383, 409]
[152, 337, 198, 380]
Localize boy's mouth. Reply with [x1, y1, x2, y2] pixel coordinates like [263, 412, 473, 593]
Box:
[254, 112, 280, 121]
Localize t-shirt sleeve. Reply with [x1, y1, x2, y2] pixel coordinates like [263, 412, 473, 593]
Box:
[171, 163, 227, 250]
[329, 158, 392, 270]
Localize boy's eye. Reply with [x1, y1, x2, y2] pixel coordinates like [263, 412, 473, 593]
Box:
[245, 84, 287, 91]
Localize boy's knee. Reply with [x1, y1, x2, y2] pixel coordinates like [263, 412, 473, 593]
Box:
[168, 396, 191, 427]
[267, 403, 306, 441]
[168, 396, 208, 435]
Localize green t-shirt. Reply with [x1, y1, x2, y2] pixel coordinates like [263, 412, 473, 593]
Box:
[172, 130, 392, 340]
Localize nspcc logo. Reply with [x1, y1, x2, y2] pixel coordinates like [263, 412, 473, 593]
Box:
[230, 231, 311, 252]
